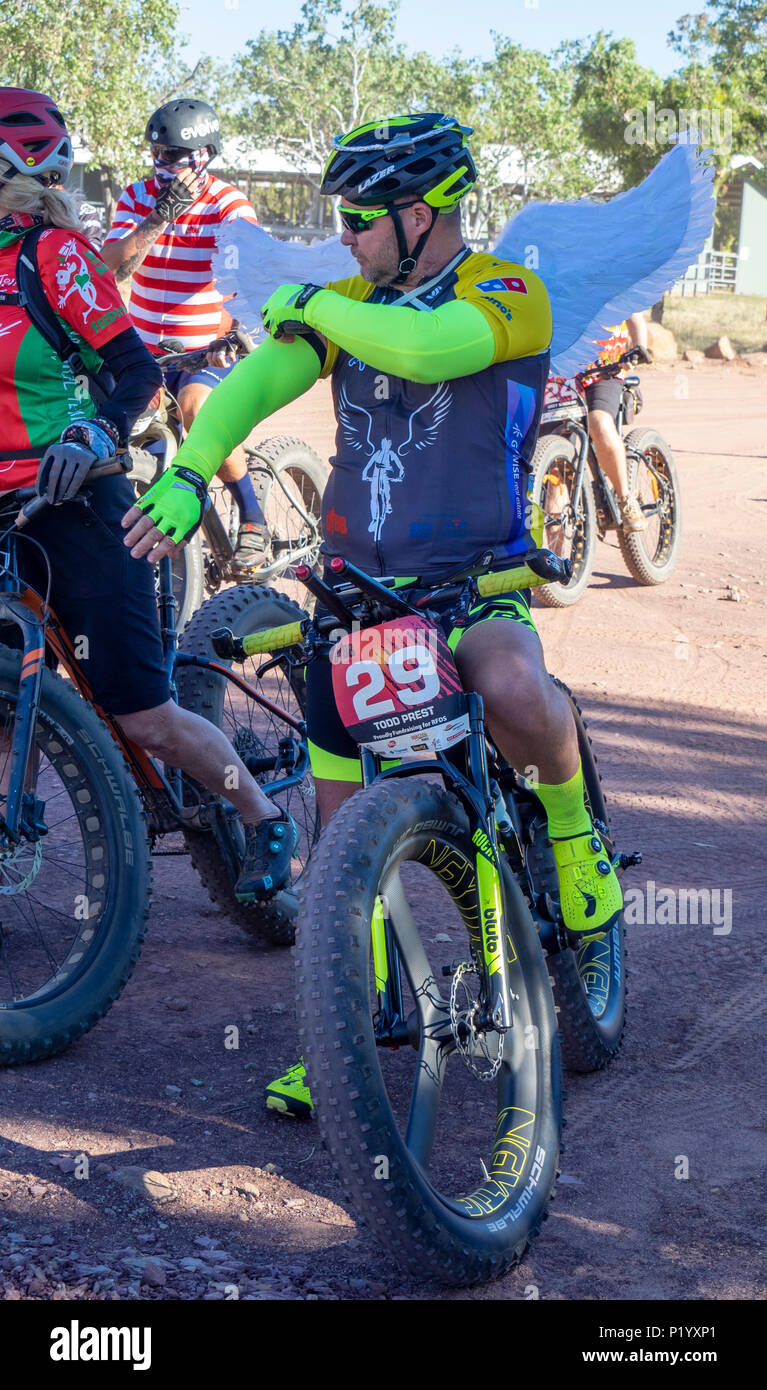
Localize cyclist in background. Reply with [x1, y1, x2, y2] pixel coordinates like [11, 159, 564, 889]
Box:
[0, 87, 297, 900]
[579, 313, 650, 532]
[101, 98, 271, 573]
[126, 112, 626, 1119]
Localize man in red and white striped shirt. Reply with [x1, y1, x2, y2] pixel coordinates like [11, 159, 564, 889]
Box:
[102, 98, 269, 571]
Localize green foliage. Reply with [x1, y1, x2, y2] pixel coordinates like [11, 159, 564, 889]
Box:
[668, 1, 767, 163]
[0, 0, 209, 201]
[2, 0, 766, 247]
[230, 0, 454, 178]
[567, 33, 665, 185]
[468, 37, 599, 240]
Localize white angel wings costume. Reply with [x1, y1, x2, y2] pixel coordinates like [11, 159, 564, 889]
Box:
[213, 142, 714, 376]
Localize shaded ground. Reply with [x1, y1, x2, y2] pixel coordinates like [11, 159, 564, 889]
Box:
[1, 361, 765, 1301]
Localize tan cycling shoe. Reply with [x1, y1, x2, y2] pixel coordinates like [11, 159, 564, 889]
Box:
[620, 494, 646, 533]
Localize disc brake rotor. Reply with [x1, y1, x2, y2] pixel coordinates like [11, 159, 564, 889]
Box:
[449, 961, 504, 1081]
[0, 838, 43, 895]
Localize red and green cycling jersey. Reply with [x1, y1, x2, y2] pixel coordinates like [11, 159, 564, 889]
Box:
[0, 217, 129, 489]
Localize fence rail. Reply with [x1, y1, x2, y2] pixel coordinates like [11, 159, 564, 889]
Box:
[672, 249, 738, 295]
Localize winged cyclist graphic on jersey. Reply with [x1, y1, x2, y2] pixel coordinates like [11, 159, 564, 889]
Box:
[338, 379, 453, 542]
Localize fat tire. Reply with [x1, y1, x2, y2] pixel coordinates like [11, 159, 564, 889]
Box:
[617, 427, 682, 585]
[0, 651, 151, 1065]
[128, 449, 204, 630]
[529, 679, 627, 1072]
[295, 779, 561, 1285]
[531, 435, 597, 608]
[176, 584, 315, 945]
[247, 435, 327, 602]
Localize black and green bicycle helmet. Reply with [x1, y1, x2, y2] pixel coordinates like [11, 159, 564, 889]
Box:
[321, 113, 477, 280]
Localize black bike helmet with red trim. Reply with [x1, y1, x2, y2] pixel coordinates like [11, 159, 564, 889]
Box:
[0, 88, 73, 185]
[320, 113, 476, 280]
[145, 99, 221, 158]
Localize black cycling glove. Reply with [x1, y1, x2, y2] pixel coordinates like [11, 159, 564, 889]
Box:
[154, 178, 196, 223]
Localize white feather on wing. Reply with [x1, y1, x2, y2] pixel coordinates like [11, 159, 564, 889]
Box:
[412, 381, 453, 452]
[493, 142, 715, 376]
[212, 222, 357, 336]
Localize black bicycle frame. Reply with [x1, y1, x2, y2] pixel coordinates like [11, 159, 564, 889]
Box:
[0, 525, 48, 841]
[307, 560, 524, 1040]
[0, 502, 309, 849]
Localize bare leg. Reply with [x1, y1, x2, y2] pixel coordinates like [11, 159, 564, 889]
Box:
[116, 700, 278, 825]
[587, 408, 630, 501]
[315, 777, 360, 826]
[454, 619, 579, 783]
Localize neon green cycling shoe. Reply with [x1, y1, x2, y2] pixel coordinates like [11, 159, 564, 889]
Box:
[551, 828, 623, 943]
[265, 1058, 313, 1119]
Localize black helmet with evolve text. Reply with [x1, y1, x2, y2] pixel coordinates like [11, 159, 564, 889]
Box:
[145, 99, 221, 157]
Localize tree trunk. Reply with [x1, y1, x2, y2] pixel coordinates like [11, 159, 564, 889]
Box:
[98, 167, 117, 229]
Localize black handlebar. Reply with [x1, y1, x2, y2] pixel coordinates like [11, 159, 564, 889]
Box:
[154, 326, 256, 376]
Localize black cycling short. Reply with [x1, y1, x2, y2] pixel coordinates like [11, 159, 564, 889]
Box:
[0, 474, 170, 716]
[583, 377, 623, 423]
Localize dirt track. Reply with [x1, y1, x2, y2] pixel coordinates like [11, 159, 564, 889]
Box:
[1, 361, 765, 1301]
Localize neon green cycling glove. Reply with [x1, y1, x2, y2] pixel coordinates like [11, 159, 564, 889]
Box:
[261, 283, 326, 340]
[135, 464, 208, 543]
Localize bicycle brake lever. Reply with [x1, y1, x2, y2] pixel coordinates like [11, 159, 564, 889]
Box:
[273, 320, 314, 340]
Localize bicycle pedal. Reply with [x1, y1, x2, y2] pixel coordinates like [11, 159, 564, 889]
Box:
[442, 958, 467, 977]
[615, 849, 643, 871]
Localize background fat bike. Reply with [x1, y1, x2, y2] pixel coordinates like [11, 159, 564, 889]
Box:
[531, 347, 682, 607]
[128, 326, 326, 626]
[0, 463, 318, 1065]
[213, 548, 641, 1284]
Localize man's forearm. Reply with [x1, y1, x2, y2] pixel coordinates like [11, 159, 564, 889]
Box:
[172, 335, 322, 485]
[101, 212, 165, 285]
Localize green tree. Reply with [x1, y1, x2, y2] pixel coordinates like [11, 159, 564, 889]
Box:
[668, 0, 767, 161]
[567, 32, 665, 185]
[0, 0, 195, 218]
[231, 0, 477, 225]
[469, 37, 600, 242]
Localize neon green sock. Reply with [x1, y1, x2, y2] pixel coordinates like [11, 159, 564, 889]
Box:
[536, 763, 592, 839]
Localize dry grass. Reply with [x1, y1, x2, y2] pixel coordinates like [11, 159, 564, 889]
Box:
[661, 293, 767, 354]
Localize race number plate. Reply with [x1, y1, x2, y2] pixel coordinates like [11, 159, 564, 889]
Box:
[331, 616, 470, 756]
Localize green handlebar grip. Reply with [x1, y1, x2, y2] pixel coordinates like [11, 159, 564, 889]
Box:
[241, 621, 305, 655]
[477, 565, 546, 595]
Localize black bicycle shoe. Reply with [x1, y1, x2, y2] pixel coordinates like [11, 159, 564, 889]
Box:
[234, 809, 298, 902]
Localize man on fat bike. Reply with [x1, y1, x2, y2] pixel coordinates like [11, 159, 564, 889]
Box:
[0, 87, 297, 901]
[126, 112, 624, 1117]
[579, 312, 651, 532]
[101, 98, 272, 573]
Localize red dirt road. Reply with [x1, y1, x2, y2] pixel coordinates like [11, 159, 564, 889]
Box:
[1, 361, 765, 1301]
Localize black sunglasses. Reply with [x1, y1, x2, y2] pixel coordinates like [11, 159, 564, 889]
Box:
[153, 146, 190, 163]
